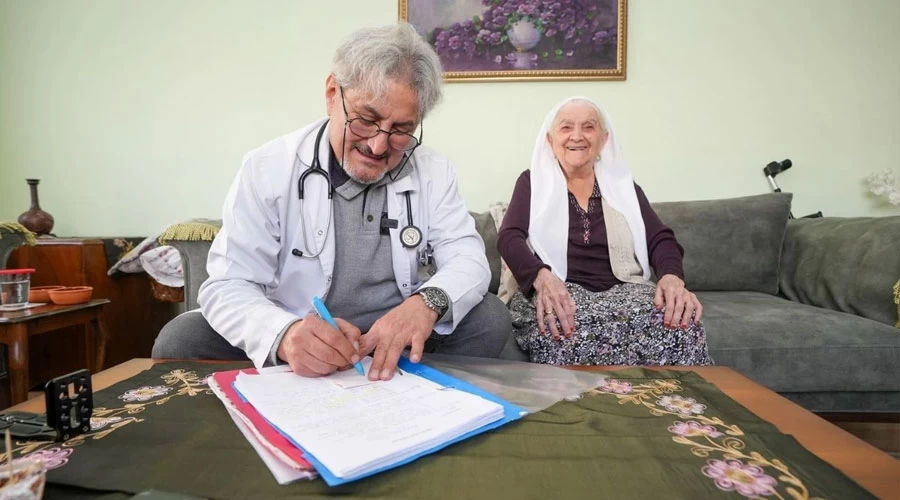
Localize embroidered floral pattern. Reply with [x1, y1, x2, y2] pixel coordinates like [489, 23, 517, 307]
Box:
[593, 376, 823, 499]
[90, 416, 124, 431]
[658, 395, 706, 416]
[119, 385, 172, 402]
[2, 368, 215, 471]
[668, 420, 723, 438]
[702, 459, 778, 497]
[16, 447, 73, 470]
[592, 379, 741, 435]
[597, 378, 633, 394]
[566, 182, 602, 244]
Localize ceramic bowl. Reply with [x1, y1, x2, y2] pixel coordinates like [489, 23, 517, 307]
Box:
[29, 285, 65, 303]
[48, 286, 93, 305]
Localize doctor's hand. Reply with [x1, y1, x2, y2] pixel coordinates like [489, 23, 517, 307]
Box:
[654, 274, 703, 330]
[359, 296, 437, 382]
[533, 268, 576, 339]
[277, 315, 362, 378]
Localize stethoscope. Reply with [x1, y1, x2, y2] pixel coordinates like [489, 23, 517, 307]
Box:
[297, 121, 426, 260]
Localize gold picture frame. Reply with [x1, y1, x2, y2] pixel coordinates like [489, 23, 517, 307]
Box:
[399, 0, 627, 82]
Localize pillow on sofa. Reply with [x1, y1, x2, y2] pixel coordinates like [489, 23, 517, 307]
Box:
[779, 216, 900, 328]
[651, 193, 793, 294]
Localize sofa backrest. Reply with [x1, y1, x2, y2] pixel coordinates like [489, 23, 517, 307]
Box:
[650, 193, 793, 294]
[174, 193, 794, 307]
[472, 193, 794, 296]
[779, 216, 900, 327]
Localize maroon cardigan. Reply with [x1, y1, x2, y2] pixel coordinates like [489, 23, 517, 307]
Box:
[497, 170, 684, 294]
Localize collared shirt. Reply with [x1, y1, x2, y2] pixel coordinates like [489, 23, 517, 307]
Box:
[323, 146, 411, 331]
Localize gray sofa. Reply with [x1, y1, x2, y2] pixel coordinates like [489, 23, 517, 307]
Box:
[164, 193, 900, 414]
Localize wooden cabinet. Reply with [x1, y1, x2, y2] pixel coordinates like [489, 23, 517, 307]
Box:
[4, 239, 178, 399]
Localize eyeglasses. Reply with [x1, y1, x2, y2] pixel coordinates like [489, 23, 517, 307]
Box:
[339, 87, 422, 152]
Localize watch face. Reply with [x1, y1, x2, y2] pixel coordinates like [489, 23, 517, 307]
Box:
[401, 226, 422, 248]
[424, 288, 449, 309]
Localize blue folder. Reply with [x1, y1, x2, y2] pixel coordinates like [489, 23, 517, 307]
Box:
[234, 357, 528, 486]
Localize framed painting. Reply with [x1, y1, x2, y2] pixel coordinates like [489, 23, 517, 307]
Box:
[399, 0, 627, 82]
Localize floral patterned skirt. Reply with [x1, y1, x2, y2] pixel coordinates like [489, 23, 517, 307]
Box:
[509, 282, 713, 366]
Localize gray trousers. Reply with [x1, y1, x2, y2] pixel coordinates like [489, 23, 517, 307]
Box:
[152, 294, 512, 362]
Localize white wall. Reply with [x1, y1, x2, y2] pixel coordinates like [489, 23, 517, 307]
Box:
[1, 0, 898, 236]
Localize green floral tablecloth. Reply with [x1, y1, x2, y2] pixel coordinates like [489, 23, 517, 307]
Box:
[1, 363, 876, 500]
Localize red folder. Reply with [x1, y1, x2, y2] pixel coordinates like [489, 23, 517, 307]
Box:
[210, 369, 314, 471]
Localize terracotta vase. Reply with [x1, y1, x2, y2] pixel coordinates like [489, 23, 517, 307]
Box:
[17, 179, 54, 236]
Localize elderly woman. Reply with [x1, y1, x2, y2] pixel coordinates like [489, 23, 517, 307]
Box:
[497, 96, 712, 366]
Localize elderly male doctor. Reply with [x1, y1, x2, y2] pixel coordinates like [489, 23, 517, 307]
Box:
[152, 24, 511, 380]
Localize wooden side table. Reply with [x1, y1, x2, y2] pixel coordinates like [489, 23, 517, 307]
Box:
[8, 239, 178, 383]
[0, 299, 110, 405]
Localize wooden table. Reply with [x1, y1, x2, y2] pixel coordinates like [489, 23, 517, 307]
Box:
[8, 360, 900, 499]
[8, 239, 179, 383]
[0, 299, 110, 405]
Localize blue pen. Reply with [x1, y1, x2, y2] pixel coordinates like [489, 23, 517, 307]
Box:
[312, 296, 365, 376]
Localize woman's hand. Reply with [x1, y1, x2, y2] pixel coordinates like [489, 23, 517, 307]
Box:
[533, 268, 576, 339]
[654, 274, 703, 329]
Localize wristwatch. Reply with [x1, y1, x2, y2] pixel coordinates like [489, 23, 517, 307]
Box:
[415, 287, 450, 319]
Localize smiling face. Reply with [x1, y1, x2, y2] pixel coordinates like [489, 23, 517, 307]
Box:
[546, 101, 608, 174]
[325, 74, 420, 185]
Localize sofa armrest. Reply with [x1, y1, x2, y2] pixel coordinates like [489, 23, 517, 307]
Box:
[0, 223, 36, 269]
[159, 220, 221, 311]
[779, 216, 900, 327]
[167, 240, 213, 311]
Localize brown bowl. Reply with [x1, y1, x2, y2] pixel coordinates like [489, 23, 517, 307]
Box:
[48, 286, 93, 305]
[29, 285, 65, 303]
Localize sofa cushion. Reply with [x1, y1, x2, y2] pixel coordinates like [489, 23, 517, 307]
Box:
[652, 193, 792, 294]
[698, 291, 900, 394]
[779, 216, 900, 328]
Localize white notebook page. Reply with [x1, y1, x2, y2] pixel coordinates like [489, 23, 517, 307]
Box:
[234, 358, 503, 478]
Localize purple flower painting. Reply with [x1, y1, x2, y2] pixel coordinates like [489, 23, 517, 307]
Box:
[401, 0, 627, 81]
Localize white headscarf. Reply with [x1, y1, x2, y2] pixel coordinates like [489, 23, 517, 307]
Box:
[528, 96, 650, 281]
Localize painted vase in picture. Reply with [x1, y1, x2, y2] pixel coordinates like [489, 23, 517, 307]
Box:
[507, 20, 541, 51]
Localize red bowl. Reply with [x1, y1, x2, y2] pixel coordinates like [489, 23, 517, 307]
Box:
[29, 285, 65, 303]
[48, 286, 93, 305]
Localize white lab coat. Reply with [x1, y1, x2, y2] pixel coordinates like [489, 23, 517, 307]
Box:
[199, 117, 490, 368]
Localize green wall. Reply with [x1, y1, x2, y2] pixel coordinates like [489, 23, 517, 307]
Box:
[1, 0, 898, 236]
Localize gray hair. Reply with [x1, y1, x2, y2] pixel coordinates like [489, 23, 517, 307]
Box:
[332, 23, 443, 119]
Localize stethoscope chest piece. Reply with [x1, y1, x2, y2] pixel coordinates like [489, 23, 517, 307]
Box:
[399, 188, 422, 248]
[400, 225, 422, 248]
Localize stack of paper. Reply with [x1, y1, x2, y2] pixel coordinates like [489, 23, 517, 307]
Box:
[207, 369, 317, 484]
[210, 357, 525, 486]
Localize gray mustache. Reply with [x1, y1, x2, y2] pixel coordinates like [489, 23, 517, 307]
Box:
[355, 144, 388, 161]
